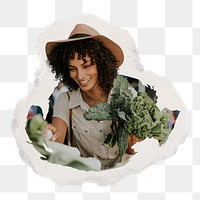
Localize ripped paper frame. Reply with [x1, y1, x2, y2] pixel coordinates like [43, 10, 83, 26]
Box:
[12, 14, 188, 186]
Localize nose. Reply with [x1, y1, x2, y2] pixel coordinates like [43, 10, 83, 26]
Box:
[77, 69, 85, 80]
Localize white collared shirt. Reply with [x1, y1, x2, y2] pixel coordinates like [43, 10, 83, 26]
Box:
[53, 87, 137, 169]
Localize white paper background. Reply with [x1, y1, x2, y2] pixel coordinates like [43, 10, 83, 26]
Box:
[0, 0, 199, 199]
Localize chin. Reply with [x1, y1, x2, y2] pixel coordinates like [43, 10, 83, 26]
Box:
[80, 86, 92, 92]
[79, 82, 97, 92]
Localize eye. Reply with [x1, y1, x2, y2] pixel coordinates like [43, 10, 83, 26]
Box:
[83, 64, 92, 69]
[69, 67, 76, 72]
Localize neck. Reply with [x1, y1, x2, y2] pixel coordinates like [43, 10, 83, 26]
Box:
[81, 89, 108, 106]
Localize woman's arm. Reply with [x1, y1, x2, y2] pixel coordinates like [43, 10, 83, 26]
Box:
[46, 117, 68, 144]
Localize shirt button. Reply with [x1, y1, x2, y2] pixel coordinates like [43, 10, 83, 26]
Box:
[99, 130, 103, 133]
[85, 130, 88, 133]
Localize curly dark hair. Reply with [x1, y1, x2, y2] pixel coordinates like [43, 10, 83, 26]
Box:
[47, 38, 119, 93]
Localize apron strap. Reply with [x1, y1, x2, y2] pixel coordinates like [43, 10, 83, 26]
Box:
[65, 92, 73, 146]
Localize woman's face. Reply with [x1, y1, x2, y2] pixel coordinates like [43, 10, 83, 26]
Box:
[68, 52, 99, 92]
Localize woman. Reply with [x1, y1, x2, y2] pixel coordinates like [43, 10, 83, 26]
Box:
[45, 24, 136, 169]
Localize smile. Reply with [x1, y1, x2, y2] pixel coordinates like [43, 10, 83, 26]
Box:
[80, 77, 91, 85]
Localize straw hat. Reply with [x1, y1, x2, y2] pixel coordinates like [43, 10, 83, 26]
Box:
[45, 24, 124, 67]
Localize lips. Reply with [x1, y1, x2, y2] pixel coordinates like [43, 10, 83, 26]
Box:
[79, 77, 91, 86]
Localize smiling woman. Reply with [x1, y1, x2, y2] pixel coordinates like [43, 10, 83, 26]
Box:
[47, 34, 118, 94]
[68, 53, 99, 94]
[14, 14, 188, 184]
[45, 23, 137, 169]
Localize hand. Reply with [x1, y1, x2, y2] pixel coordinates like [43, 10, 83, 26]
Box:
[45, 124, 63, 143]
[126, 135, 141, 155]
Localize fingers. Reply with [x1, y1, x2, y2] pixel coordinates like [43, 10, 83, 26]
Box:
[45, 124, 61, 142]
[126, 136, 136, 155]
[46, 124, 57, 132]
[51, 130, 62, 142]
[44, 129, 53, 140]
[126, 135, 141, 155]
[44, 124, 56, 140]
[128, 135, 140, 146]
[126, 146, 136, 155]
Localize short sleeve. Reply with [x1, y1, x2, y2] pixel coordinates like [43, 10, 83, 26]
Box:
[52, 92, 69, 125]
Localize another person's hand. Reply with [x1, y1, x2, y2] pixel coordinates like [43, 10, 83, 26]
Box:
[45, 124, 63, 143]
[126, 135, 141, 155]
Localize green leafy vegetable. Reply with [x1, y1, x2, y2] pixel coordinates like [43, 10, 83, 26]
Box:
[84, 75, 172, 156]
[26, 114, 47, 144]
[117, 124, 129, 156]
[25, 114, 101, 171]
[83, 102, 112, 121]
[126, 92, 170, 142]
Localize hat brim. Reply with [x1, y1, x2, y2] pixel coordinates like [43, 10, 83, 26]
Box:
[45, 35, 124, 67]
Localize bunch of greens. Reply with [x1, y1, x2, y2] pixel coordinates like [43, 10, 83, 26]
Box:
[84, 76, 171, 156]
[25, 113, 101, 171]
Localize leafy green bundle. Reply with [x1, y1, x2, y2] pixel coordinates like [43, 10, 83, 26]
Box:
[84, 76, 171, 156]
[25, 114, 101, 171]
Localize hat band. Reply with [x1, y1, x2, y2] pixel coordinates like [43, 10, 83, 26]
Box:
[68, 33, 91, 39]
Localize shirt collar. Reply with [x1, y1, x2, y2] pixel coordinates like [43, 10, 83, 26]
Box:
[68, 89, 88, 110]
[68, 88, 112, 111]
